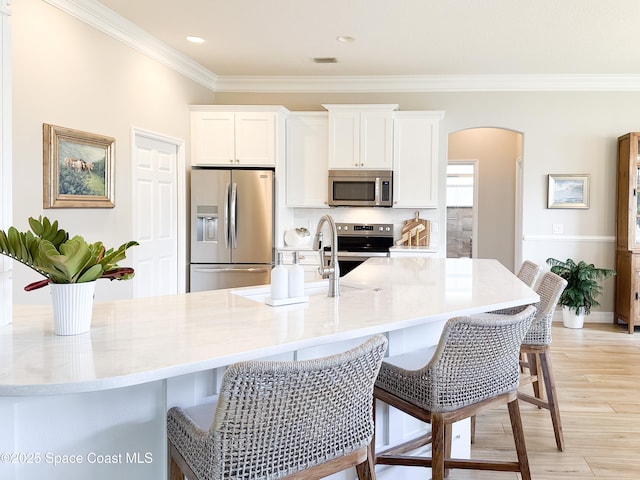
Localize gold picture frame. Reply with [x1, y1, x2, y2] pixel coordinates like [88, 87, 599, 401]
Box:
[43, 124, 115, 208]
[547, 174, 590, 209]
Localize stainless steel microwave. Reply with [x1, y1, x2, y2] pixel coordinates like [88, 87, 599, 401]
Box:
[328, 170, 393, 207]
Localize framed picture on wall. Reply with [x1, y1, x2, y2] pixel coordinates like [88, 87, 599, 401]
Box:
[547, 174, 590, 209]
[43, 124, 115, 208]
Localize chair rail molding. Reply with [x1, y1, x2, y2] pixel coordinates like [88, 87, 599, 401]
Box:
[523, 234, 615, 243]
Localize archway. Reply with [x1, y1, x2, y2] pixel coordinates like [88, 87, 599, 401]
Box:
[447, 128, 523, 272]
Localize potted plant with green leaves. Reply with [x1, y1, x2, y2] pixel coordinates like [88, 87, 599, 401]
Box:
[546, 257, 616, 328]
[0, 216, 138, 335]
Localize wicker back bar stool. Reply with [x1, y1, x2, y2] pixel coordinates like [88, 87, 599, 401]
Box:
[167, 334, 387, 480]
[372, 306, 537, 480]
[518, 260, 543, 288]
[471, 271, 568, 451]
[518, 271, 568, 451]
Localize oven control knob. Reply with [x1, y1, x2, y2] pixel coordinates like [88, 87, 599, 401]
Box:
[337, 225, 342, 231]
[343, 226, 348, 231]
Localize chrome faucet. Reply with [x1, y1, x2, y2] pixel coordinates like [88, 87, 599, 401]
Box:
[314, 214, 340, 297]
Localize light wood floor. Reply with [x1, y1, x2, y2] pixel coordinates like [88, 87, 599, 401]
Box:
[447, 322, 640, 479]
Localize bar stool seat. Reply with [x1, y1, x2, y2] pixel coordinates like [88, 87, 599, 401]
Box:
[373, 306, 537, 480]
[167, 334, 387, 480]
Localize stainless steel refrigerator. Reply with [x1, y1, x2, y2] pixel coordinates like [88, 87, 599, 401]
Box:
[189, 168, 274, 292]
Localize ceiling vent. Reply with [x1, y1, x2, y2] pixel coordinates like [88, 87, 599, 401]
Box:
[313, 57, 338, 64]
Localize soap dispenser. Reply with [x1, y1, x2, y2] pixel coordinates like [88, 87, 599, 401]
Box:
[288, 251, 305, 298]
[270, 252, 289, 300]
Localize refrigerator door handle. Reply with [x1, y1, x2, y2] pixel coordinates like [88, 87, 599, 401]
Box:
[191, 267, 270, 274]
[230, 182, 238, 249]
[224, 182, 231, 248]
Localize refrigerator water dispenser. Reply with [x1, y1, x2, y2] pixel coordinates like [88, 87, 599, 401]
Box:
[196, 205, 219, 242]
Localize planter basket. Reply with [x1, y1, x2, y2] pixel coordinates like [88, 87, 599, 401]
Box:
[50, 282, 96, 335]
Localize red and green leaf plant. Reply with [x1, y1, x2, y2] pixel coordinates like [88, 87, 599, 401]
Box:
[0, 216, 138, 291]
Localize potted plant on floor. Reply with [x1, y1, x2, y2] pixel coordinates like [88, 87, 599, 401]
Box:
[0, 216, 138, 335]
[546, 257, 616, 328]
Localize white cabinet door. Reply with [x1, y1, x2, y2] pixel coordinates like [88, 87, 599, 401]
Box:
[191, 111, 235, 166]
[191, 111, 275, 166]
[235, 112, 275, 166]
[286, 113, 329, 208]
[360, 110, 394, 169]
[324, 105, 396, 170]
[327, 110, 360, 169]
[393, 111, 445, 208]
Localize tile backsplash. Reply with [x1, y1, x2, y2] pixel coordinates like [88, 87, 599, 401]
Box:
[284, 207, 440, 249]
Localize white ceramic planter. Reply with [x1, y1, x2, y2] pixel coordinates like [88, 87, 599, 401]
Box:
[50, 281, 96, 335]
[562, 305, 585, 329]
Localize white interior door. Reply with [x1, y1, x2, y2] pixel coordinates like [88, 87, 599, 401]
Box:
[131, 129, 185, 297]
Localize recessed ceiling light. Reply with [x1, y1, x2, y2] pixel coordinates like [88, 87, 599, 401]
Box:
[313, 57, 338, 64]
[336, 36, 355, 43]
[186, 36, 205, 44]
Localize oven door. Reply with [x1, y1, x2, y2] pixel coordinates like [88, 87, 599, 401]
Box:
[335, 251, 389, 277]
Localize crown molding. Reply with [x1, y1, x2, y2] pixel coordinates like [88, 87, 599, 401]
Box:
[42, 0, 217, 91]
[1, 0, 11, 16]
[44, 1, 640, 94]
[214, 74, 640, 93]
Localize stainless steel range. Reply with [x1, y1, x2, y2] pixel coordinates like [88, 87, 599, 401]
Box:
[332, 223, 394, 277]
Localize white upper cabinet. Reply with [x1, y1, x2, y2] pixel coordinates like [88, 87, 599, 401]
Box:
[191, 106, 286, 166]
[393, 111, 445, 208]
[285, 113, 329, 208]
[323, 104, 397, 170]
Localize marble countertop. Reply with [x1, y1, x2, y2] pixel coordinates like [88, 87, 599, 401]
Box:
[0, 258, 538, 396]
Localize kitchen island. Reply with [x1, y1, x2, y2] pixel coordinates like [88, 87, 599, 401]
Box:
[0, 258, 537, 480]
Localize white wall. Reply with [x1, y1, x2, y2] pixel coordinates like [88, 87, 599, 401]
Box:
[10, 0, 214, 304]
[0, 0, 11, 326]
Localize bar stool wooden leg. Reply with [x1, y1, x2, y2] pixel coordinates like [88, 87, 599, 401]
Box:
[431, 414, 446, 480]
[355, 445, 376, 480]
[539, 348, 565, 451]
[507, 398, 531, 480]
[470, 415, 476, 444]
[519, 345, 565, 452]
[168, 443, 189, 480]
[444, 422, 452, 477]
[528, 352, 543, 401]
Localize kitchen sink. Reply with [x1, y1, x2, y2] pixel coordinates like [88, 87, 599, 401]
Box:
[231, 280, 368, 303]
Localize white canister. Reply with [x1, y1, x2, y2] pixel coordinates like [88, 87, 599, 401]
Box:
[270, 252, 289, 300]
[288, 251, 305, 298]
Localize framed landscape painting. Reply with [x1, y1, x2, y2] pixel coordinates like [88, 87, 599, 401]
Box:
[43, 124, 115, 208]
[547, 174, 590, 209]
